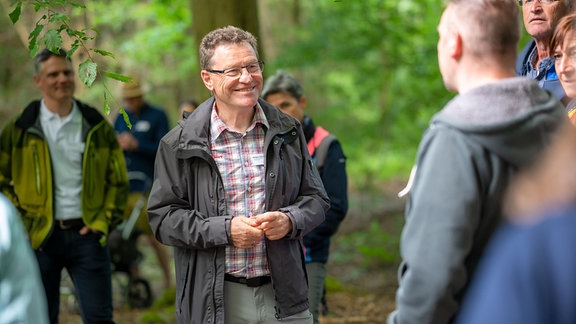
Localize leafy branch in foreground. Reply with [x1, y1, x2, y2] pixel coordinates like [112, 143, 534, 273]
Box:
[8, 0, 131, 124]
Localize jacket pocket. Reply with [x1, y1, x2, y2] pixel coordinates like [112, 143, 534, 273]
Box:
[84, 143, 107, 210]
[176, 248, 193, 321]
[14, 142, 47, 209]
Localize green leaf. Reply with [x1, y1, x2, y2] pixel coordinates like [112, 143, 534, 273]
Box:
[103, 72, 131, 82]
[66, 1, 86, 9]
[27, 22, 44, 58]
[33, 2, 47, 12]
[9, 1, 22, 24]
[119, 107, 132, 129]
[29, 43, 40, 58]
[57, 24, 67, 33]
[92, 48, 115, 59]
[44, 29, 63, 53]
[78, 59, 98, 87]
[68, 40, 80, 57]
[28, 23, 43, 41]
[103, 91, 111, 115]
[49, 13, 70, 23]
[28, 22, 43, 45]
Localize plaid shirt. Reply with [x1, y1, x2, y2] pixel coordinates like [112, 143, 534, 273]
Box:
[210, 104, 270, 278]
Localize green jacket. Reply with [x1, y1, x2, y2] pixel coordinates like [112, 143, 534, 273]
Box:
[0, 100, 129, 249]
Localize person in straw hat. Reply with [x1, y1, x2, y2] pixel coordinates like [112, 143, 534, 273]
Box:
[113, 76, 173, 291]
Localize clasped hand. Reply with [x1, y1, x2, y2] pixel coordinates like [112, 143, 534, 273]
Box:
[230, 211, 292, 248]
[117, 132, 138, 151]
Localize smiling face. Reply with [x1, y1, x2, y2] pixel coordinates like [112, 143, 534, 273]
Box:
[200, 42, 263, 112]
[522, 0, 572, 41]
[555, 30, 576, 98]
[33, 55, 75, 106]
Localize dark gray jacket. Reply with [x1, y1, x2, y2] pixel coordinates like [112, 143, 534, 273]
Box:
[147, 97, 329, 324]
[388, 77, 567, 324]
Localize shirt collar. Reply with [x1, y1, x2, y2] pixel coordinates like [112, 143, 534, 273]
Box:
[525, 47, 556, 80]
[210, 103, 269, 141]
[40, 100, 80, 125]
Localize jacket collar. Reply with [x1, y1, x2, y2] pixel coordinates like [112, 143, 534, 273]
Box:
[178, 97, 299, 150]
[16, 99, 103, 131]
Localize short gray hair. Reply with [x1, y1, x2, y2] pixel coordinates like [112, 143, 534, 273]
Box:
[261, 70, 303, 100]
[34, 48, 70, 75]
[199, 26, 259, 70]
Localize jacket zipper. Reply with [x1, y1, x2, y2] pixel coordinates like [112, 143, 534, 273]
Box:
[211, 250, 218, 323]
[88, 144, 96, 197]
[279, 146, 287, 196]
[211, 173, 220, 323]
[32, 144, 42, 195]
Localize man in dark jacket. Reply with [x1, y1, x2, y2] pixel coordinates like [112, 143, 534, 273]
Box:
[147, 26, 329, 324]
[388, 1, 566, 323]
[262, 70, 348, 324]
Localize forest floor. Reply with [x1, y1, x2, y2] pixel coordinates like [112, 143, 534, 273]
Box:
[59, 180, 407, 324]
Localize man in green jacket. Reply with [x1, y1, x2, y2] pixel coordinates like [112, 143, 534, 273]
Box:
[0, 48, 129, 324]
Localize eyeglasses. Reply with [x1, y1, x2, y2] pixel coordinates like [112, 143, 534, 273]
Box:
[518, 0, 559, 6]
[206, 61, 264, 78]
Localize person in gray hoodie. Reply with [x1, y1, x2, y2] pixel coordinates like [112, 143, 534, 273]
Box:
[387, 1, 568, 323]
[147, 26, 329, 324]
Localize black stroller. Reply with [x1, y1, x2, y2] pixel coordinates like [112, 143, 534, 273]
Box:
[108, 171, 153, 309]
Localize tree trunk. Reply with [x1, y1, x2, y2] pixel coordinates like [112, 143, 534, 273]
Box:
[258, 0, 301, 66]
[189, 0, 263, 101]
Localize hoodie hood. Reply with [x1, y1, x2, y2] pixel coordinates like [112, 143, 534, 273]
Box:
[431, 77, 565, 168]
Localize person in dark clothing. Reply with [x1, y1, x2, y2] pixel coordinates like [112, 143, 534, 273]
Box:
[262, 70, 348, 324]
[114, 77, 172, 290]
[457, 206, 576, 324]
[515, 0, 575, 102]
[457, 119, 576, 324]
[179, 98, 199, 119]
[146, 26, 329, 324]
[388, 1, 566, 323]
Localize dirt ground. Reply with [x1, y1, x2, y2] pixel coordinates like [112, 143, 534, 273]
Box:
[320, 181, 405, 324]
[60, 181, 406, 324]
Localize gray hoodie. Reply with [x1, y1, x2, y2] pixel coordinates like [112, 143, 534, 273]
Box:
[388, 77, 566, 324]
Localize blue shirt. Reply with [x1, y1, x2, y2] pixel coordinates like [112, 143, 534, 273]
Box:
[457, 205, 576, 324]
[114, 103, 169, 192]
[516, 40, 566, 100]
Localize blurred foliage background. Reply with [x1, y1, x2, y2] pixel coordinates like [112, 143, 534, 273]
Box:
[0, 0, 531, 191]
[1, 1, 535, 321]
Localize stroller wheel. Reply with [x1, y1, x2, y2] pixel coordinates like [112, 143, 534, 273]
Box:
[127, 277, 152, 309]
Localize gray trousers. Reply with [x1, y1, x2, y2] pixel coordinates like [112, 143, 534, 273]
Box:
[306, 262, 327, 324]
[224, 280, 313, 323]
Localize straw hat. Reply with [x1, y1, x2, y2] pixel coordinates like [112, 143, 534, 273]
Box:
[121, 77, 144, 98]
